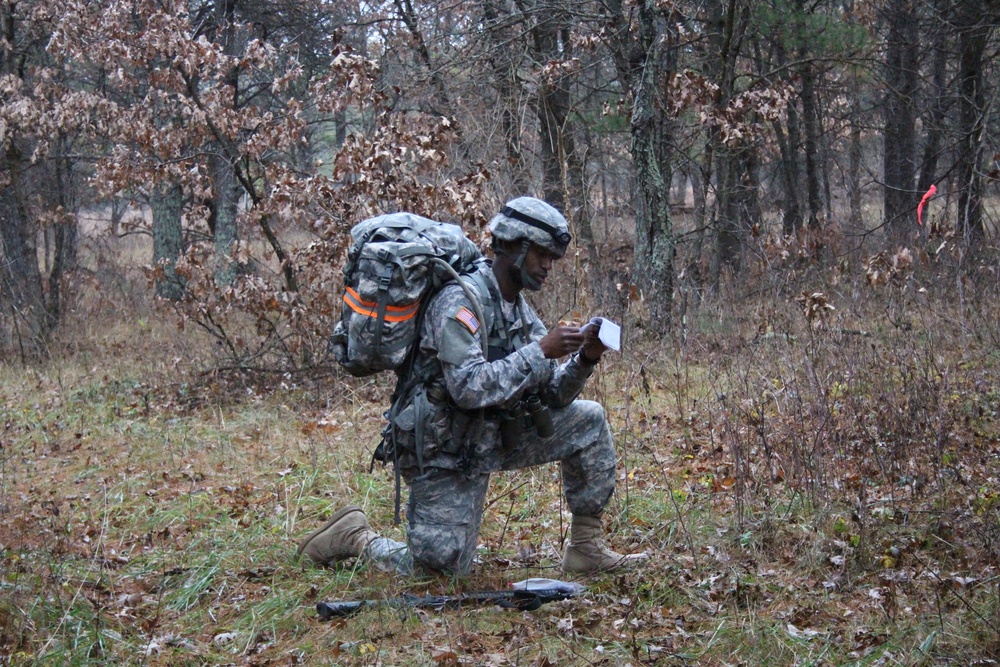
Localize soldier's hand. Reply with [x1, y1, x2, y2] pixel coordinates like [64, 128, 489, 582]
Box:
[539, 326, 585, 359]
[580, 319, 608, 362]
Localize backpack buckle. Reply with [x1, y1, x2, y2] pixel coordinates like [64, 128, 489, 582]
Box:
[378, 264, 394, 290]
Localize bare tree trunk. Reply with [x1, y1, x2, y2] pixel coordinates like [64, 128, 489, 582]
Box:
[954, 0, 993, 242]
[152, 183, 185, 301]
[533, 11, 573, 210]
[712, 147, 742, 277]
[769, 21, 802, 236]
[773, 111, 803, 236]
[0, 3, 48, 356]
[689, 163, 707, 230]
[110, 198, 128, 237]
[800, 59, 823, 229]
[529, 6, 596, 259]
[819, 93, 833, 224]
[604, 0, 676, 330]
[848, 121, 863, 229]
[211, 0, 242, 286]
[705, 0, 752, 280]
[46, 138, 79, 330]
[211, 151, 240, 284]
[0, 146, 48, 354]
[917, 0, 949, 200]
[882, 0, 919, 240]
[480, 0, 530, 193]
[632, 83, 675, 329]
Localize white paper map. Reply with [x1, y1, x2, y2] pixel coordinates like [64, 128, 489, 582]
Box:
[590, 317, 621, 351]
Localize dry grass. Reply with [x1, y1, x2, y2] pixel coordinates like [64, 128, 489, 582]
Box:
[1, 233, 999, 666]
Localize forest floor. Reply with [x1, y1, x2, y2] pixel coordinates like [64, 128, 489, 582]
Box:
[2, 261, 1000, 666]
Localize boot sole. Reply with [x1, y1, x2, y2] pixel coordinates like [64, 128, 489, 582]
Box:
[297, 504, 364, 560]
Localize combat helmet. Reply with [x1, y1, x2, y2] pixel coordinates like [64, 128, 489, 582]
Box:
[487, 197, 571, 291]
[488, 197, 572, 258]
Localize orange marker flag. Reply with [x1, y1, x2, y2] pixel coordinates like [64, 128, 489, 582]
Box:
[917, 184, 936, 226]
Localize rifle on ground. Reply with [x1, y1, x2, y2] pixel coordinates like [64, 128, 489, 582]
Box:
[317, 578, 584, 620]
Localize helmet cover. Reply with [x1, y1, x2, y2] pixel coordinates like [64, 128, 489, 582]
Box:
[488, 197, 571, 257]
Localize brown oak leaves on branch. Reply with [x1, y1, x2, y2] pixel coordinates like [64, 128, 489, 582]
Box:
[47, 0, 491, 372]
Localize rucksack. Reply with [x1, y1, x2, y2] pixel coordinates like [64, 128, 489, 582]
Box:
[331, 212, 484, 377]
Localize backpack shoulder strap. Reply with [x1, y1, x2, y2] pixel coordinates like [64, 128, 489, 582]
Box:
[461, 270, 494, 338]
[462, 267, 513, 357]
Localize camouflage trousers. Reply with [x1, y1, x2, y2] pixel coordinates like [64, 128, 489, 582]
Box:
[363, 399, 616, 576]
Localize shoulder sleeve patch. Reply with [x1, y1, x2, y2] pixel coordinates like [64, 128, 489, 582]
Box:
[454, 306, 480, 335]
[439, 319, 477, 366]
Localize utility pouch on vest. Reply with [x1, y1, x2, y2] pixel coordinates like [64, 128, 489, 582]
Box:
[380, 385, 454, 472]
[498, 410, 523, 449]
[374, 380, 458, 523]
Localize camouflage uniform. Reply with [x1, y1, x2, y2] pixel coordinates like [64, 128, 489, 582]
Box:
[378, 261, 616, 575]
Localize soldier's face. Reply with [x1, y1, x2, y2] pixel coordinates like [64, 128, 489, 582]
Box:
[521, 244, 560, 290]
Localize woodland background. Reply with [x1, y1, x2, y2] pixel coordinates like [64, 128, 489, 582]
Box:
[2, 1, 1000, 665]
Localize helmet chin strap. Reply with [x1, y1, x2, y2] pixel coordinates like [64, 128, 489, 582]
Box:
[512, 239, 541, 291]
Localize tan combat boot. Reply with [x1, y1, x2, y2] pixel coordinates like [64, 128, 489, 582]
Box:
[297, 505, 380, 567]
[562, 514, 646, 574]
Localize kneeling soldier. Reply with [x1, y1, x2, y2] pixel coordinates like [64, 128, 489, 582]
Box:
[298, 197, 646, 575]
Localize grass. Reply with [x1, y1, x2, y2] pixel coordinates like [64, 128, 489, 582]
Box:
[2, 246, 1000, 666]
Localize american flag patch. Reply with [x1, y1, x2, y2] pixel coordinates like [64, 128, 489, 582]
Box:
[454, 307, 480, 334]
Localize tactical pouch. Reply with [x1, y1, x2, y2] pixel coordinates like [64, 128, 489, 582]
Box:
[498, 413, 523, 449]
[381, 383, 456, 474]
[376, 381, 457, 524]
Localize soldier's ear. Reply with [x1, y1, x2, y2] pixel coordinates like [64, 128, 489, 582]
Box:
[493, 239, 521, 256]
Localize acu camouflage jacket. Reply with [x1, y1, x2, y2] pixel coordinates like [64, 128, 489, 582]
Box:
[392, 260, 596, 474]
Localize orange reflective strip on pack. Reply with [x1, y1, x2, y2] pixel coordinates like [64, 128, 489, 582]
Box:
[343, 286, 420, 323]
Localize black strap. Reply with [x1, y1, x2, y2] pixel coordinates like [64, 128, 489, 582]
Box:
[500, 206, 571, 246]
[372, 264, 394, 354]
